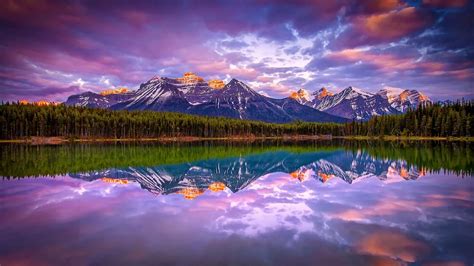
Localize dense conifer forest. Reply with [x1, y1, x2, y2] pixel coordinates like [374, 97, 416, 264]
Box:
[344, 101, 473, 137]
[0, 101, 472, 139]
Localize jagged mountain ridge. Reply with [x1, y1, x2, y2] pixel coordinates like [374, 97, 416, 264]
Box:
[64, 91, 135, 108]
[65, 72, 430, 122]
[67, 73, 347, 123]
[188, 79, 346, 123]
[291, 86, 431, 120]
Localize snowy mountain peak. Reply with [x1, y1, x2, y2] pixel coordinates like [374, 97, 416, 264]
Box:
[289, 89, 311, 103]
[393, 89, 430, 112]
[228, 78, 245, 86]
[132, 78, 182, 105]
[227, 79, 250, 90]
[375, 87, 431, 112]
[377, 86, 405, 103]
[340, 86, 374, 99]
[399, 89, 429, 102]
[64, 71, 431, 122]
[65, 90, 134, 109]
[149, 75, 162, 82]
[136, 73, 219, 105]
[308, 86, 398, 120]
[312, 87, 334, 100]
[222, 79, 260, 97]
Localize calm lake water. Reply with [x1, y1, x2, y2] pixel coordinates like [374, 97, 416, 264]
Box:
[0, 140, 473, 265]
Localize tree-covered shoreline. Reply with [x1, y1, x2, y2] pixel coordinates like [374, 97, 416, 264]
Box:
[1, 140, 472, 178]
[0, 101, 472, 139]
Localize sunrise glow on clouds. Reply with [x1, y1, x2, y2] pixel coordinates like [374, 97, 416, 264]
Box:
[0, 0, 472, 102]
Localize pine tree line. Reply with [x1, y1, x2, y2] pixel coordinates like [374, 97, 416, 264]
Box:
[0, 101, 472, 139]
[344, 100, 473, 137]
[0, 103, 343, 139]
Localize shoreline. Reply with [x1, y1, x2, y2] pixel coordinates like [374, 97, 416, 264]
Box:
[336, 136, 474, 141]
[0, 135, 473, 144]
[0, 135, 332, 144]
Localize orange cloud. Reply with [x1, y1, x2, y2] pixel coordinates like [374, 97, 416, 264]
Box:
[365, 256, 403, 266]
[356, 231, 431, 262]
[331, 196, 452, 222]
[363, 0, 404, 13]
[447, 68, 474, 80]
[424, 190, 473, 207]
[375, 0, 402, 10]
[332, 200, 417, 221]
[328, 48, 446, 75]
[355, 7, 431, 40]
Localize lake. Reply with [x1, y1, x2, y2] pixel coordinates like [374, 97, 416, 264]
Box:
[0, 140, 473, 265]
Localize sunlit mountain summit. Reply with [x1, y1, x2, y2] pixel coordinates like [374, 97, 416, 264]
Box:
[66, 72, 346, 123]
[64, 72, 431, 122]
[289, 86, 431, 120]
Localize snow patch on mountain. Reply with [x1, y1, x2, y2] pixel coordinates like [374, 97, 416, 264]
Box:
[65, 72, 430, 123]
[299, 86, 430, 120]
[377, 86, 405, 103]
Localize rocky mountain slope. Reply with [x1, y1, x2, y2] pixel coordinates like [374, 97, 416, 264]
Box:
[290, 86, 431, 120]
[65, 72, 430, 122]
[67, 73, 347, 123]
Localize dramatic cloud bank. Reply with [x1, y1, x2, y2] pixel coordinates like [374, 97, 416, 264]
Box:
[0, 0, 472, 101]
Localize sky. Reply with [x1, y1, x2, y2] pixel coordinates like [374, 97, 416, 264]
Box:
[0, 0, 473, 102]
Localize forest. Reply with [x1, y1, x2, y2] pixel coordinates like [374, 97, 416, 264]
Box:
[343, 100, 473, 137]
[0, 101, 472, 139]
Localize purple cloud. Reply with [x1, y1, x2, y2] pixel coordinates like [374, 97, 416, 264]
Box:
[0, 0, 472, 101]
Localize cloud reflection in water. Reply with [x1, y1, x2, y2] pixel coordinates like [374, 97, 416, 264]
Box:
[0, 146, 473, 265]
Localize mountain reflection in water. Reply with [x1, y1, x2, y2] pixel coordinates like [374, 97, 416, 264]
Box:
[68, 149, 433, 199]
[0, 141, 472, 265]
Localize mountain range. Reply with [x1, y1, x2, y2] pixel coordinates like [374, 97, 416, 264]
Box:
[290, 86, 430, 120]
[65, 72, 431, 122]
